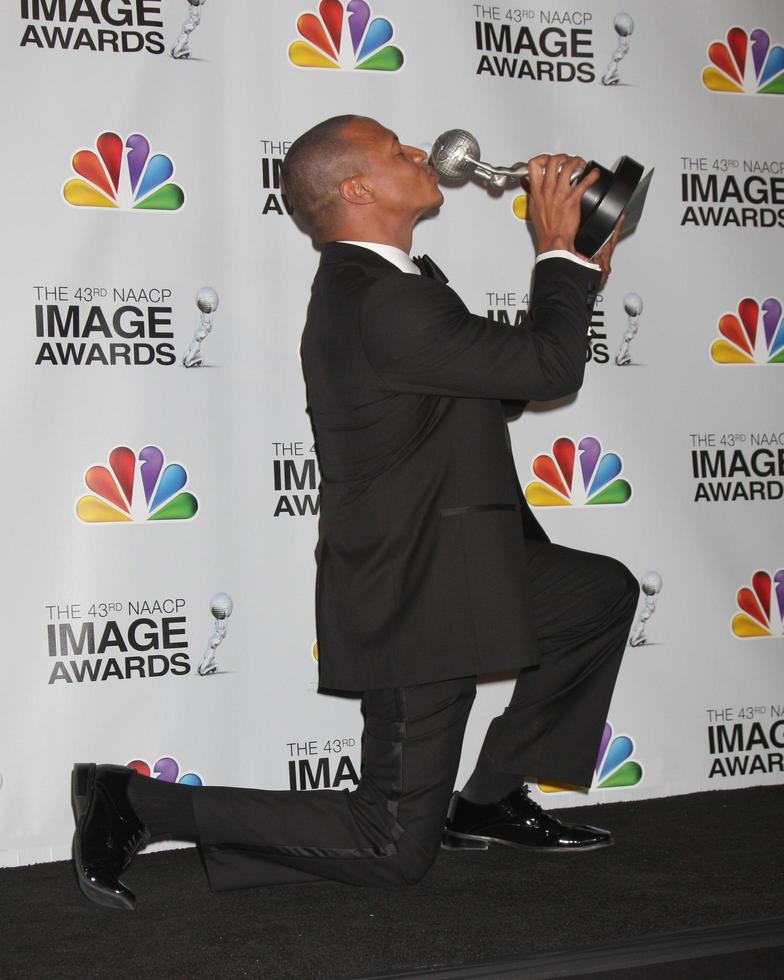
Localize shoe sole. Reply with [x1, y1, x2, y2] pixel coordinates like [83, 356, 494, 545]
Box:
[71, 763, 136, 911]
[441, 830, 614, 852]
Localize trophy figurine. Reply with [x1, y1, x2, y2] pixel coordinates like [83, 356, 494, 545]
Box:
[629, 572, 662, 647]
[198, 592, 234, 676]
[182, 287, 219, 368]
[602, 13, 634, 86]
[171, 0, 208, 60]
[615, 292, 644, 365]
[429, 129, 653, 257]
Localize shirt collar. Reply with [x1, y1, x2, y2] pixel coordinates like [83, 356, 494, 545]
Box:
[337, 240, 421, 275]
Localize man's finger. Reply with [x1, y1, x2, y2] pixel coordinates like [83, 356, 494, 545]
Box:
[528, 153, 551, 171]
[593, 214, 626, 265]
[572, 166, 601, 201]
[543, 154, 569, 188]
[559, 156, 587, 187]
[598, 214, 626, 260]
[526, 154, 549, 193]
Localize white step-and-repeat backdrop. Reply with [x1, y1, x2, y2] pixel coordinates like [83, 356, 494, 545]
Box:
[1, 0, 782, 866]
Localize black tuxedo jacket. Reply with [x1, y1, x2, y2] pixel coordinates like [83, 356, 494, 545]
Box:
[301, 242, 600, 691]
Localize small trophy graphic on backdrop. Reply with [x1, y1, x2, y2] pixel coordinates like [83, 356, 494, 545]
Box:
[171, 0, 208, 60]
[197, 592, 233, 675]
[615, 292, 644, 365]
[182, 287, 219, 367]
[629, 572, 662, 646]
[601, 13, 634, 86]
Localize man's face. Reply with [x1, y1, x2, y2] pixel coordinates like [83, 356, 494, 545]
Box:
[345, 118, 444, 221]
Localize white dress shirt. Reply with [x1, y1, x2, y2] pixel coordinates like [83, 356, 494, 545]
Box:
[338, 240, 600, 274]
[338, 241, 422, 274]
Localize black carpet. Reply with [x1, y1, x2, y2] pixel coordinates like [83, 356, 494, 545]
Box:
[1, 786, 783, 979]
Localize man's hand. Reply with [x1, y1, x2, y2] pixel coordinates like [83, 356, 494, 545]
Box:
[524, 154, 600, 257]
[593, 216, 624, 290]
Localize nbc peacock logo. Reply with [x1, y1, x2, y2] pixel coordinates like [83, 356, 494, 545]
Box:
[127, 756, 203, 786]
[75, 445, 198, 524]
[63, 132, 184, 210]
[710, 297, 784, 365]
[288, 0, 403, 71]
[732, 569, 784, 638]
[512, 193, 529, 221]
[591, 722, 643, 788]
[539, 722, 643, 793]
[702, 27, 784, 95]
[524, 436, 632, 507]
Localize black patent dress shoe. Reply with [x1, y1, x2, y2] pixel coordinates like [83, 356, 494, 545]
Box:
[442, 784, 613, 852]
[71, 763, 149, 910]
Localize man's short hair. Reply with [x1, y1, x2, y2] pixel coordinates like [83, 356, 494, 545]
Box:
[282, 114, 365, 242]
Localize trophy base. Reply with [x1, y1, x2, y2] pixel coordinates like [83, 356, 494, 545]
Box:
[575, 156, 644, 257]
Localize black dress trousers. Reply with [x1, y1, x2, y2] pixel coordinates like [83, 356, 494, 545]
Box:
[191, 541, 638, 892]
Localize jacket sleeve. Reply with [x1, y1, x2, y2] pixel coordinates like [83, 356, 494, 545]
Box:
[359, 257, 599, 402]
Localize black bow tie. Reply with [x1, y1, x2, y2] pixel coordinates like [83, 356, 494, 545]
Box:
[412, 253, 449, 284]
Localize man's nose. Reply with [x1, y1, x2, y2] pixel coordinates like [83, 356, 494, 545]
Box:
[407, 145, 428, 164]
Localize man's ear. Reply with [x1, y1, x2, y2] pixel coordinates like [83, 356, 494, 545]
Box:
[339, 174, 375, 206]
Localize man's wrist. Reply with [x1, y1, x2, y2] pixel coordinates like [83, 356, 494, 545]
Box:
[536, 239, 593, 263]
[536, 236, 572, 254]
[535, 249, 601, 272]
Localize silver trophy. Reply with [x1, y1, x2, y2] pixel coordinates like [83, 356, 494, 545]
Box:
[171, 0, 208, 60]
[182, 287, 219, 368]
[198, 592, 234, 676]
[430, 130, 530, 190]
[430, 129, 651, 257]
[615, 292, 643, 365]
[629, 572, 662, 647]
[601, 13, 634, 86]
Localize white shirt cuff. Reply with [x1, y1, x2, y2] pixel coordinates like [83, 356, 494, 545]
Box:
[535, 249, 601, 272]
